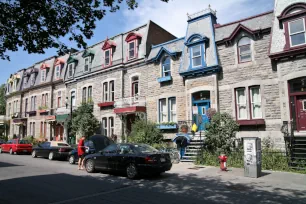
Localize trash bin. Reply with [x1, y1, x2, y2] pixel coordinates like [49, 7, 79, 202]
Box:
[243, 137, 261, 178]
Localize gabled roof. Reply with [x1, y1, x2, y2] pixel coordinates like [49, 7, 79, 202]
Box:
[185, 33, 209, 46]
[148, 47, 180, 62]
[102, 38, 117, 50]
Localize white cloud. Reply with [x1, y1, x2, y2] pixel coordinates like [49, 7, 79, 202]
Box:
[122, 0, 274, 37]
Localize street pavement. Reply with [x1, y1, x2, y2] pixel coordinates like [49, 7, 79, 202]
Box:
[0, 153, 306, 204]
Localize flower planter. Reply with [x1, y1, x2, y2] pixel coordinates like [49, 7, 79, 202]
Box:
[157, 124, 177, 129]
[157, 76, 172, 83]
[97, 101, 115, 107]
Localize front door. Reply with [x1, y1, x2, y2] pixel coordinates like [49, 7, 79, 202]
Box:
[193, 101, 210, 131]
[297, 95, 306, 131]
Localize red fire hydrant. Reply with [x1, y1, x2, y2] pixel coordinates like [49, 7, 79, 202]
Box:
[218, 154, 228, 171]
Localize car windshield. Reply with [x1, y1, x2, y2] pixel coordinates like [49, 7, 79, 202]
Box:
[57, 143, 69, 147]
[133, 144, 158, 153]
[19, 140, 30, 144]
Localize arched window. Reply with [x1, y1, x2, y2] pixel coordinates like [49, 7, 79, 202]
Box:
[162, 56, 171, 77]
[238, 37, 252, 63]
[131, 76, 139, 97]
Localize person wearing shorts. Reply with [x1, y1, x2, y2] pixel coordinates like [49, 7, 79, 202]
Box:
[78, 136, 86, 170]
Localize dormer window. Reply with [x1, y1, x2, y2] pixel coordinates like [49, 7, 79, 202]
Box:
[129, 41, 135, 59]
[84, 56, 91, 72]
[41, 69, 46, 82]
[289, 18, 306, 47]
[238, 37, 252, 63]
[30, 74, 36, 86]
[55, 65, 61, 79]
[105, 50, 110, 66]
[162, 56, 171, 77]
[192, 45, 202, 67]
[12, 80, 17, 91]
[68, 63, 74, 78]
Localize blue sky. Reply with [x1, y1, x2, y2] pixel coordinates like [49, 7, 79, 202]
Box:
[0, 0, 274, 84]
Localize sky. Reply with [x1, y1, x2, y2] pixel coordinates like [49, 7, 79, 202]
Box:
[0, 0, 275, 84]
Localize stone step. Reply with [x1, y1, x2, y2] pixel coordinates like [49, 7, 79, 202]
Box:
[184, 152, 199, 155]
[180, 159, 195, 162]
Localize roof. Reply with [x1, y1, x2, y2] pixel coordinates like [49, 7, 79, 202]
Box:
[147, 37, 184, 61]
[215, 11, 274, 42]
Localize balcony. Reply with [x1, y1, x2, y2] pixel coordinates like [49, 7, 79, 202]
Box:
[114, 96, 146, 114]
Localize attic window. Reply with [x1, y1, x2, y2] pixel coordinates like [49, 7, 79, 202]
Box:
[289, 18, 306, 47]
[238, 37, 252, 63]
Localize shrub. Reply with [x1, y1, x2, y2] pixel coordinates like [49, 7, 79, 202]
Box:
[128, 120, 163, 145]
[23, 136, 41, 145]
[204, 112, 239, 153]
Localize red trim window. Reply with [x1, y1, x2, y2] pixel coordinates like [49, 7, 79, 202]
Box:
[103, 80, 115, 102]
[55, 64, 61, 79]
[288, 18, 306, 47]
[129, 41, 136, 59]
[249, 86, 262, 119]
[238, 37, 252, 63]
[131, 76, 139, 97]
[41, 69, 46, 82]
[105, 49, 111, 66]
[235, 88, 247, 120]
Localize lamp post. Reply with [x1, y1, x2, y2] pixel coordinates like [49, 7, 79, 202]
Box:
[66, 96, 73, 144]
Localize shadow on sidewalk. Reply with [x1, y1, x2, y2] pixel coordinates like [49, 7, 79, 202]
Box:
[0, 161, 24, 168]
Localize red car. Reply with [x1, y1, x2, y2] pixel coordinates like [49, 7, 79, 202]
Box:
[0, 139, 32, 155]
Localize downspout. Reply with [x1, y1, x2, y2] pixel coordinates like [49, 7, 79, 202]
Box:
[121, 33, 125, 142]
[50, 57, 56, 141]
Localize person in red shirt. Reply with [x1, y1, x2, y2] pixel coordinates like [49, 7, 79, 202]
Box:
[77, 136, 86, 170]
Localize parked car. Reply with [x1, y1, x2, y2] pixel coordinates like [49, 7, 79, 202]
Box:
[68, 135, 114, 164]
[84, 143, 172, 179]
[32, 141, 73, 160]
[0, 139, 32, 155]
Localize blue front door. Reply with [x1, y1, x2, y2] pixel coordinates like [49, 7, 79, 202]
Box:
[193, 101, 210, 131]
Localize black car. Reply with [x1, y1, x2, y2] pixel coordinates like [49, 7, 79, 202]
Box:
[68, 135, 114, 164]
[84, 143, 172, 179]
[32, 141, 74, 160]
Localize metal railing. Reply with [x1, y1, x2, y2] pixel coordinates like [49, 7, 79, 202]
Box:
[187, 7, 216, 20]
[114, 95, 146, 108]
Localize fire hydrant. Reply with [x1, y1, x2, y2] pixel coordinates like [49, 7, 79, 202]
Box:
[218, 154, 228, 171]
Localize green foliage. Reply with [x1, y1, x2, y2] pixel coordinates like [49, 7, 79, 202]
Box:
[38, 105, 49, 110]
[0, 0, 169, 60]
[128, 120, 163, 145]
[71, 103, 99, 138]
[0, 84, 6, 115]
[204, 112, 240, 153]
[23, 136, 41, 145]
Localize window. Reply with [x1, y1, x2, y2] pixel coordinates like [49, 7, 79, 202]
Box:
[32, 122, 35, 136]
[238, 37, 252, 63]
[103, 82, 108, 102]
[129, 41, 135, 59]
[102, 117, 107, 136]
[71, 91, 76, 107]
[105, 50, 110, 66]
[235, 88, 247, 119]
[45, 93, 48, 107]
[110, 80, 115, 102]
[8, 103, 11, 116]
[55, 65, 61, 79]
[41, 70, 46, 82]
[303, 100, 306, 110]
[159, 99, 167, 122]
[84, 57, 90, 72]
[169, 98, 177, 122]
[68, 64, 73, 78]
[103, 144, 118, 154]
[88, 86, 92, 102]
[31, 96, 37, 111]
[13, 80, 17, 91]
[131, 76, 139, 97]
[30, 74, 36, 86]
[82, 87, 87, 103]
[103, 81, 115, 102]
[25, 99, 28, 116]
[42, 94, 45, 106]
[162, 56, 171, 77]
[57, 91, 62, 108]
[109, 117, 114, 137]
[192, 45, 202, 67]
[250, 87, 262, 119]
[289, 18, 306, 47]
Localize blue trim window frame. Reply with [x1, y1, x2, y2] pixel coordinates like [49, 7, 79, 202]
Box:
[159, 98, 167, 123]
[191, 45, 203, 68]
[158, 97, 177, 123]
[162, 56, 171, 77]
[185, 34, 208, 70]
[168, 97, 177, 122]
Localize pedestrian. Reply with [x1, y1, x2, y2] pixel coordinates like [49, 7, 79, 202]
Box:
[77, 135, 86, 170]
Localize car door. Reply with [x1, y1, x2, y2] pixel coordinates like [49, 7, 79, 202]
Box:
[4, 140, 12, 152]
[2, 140, 9, 152]
[95, 144, 118, 170]
[42, 142, 51, 157]
[113, 144, 135, 171]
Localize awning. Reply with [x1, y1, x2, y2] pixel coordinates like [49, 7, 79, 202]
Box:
[172, 133, 192, 143]
[46, 115, 56, 121]
[56, 114, 70, 122]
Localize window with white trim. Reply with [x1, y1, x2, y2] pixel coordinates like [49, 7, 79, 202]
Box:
[238, 37, 252, 63]
[41, 70, 46, 82]
[192, 45, 202, 67]
[88, 86, 92, 102]
[159, 98, 167, 123]
[102, 117, 108, 136]
[250, 86, 262, 119]
[55, 65, 61, 79]
[103, 80, 115, 102]
[82, 87, 87, 103]
[235, 88, 247, 120]
[109, 117, 114, 137]
[131, 76, 139, 97]
[68, 64, 74, 78]
[162, 56, 171, 77]
[13, 80, 17, 91]
[289, 18, 306, 47]
[84, 57, 90, 72]
[105, 49, 110, 66]
[57, 91, 62, 108]
[71, 91, 76, 107]
[129, 41, 135, 59]
[169, 98, 177, 122]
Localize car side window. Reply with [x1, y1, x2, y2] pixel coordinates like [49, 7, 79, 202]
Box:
[41, 142, 51, 148]
[103, 144, 118, 154]
[87, 141, 94, 149]
[13, 140, 17, 144]
[7, 140, 12, 144]
[119, 145, 134, 154]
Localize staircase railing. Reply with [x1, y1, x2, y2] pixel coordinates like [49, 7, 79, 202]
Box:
[281, 120, 296, 166]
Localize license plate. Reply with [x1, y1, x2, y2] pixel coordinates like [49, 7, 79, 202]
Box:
[160, 158, 166, 162]
[23, 150, 27, 152]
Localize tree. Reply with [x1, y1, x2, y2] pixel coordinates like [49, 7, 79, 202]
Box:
[129, 120, 163, 145]
[204, 112, 239, 153]
[0, 84, 6, 115]
[0, 0, 168, 60]
[71, 103, 99, 138]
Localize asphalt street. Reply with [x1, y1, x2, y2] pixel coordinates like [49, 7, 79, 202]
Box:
[0, 153, 306, 204]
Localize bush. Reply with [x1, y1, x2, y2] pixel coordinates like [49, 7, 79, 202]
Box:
[128, 120, 163, 145]
[204, 112, 239, 153]
[23, 136, 41, 145]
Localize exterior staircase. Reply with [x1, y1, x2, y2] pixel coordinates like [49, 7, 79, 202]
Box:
[288, 136, 306, 170]
[181, 132, 205, 162]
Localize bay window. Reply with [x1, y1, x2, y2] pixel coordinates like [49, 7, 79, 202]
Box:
[192, 45, 202, 67]
[238, 37, 252, 63]
[289, 18, 306, 47]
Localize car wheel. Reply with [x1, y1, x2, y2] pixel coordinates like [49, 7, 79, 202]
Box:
[32, 150, 37, 158]
[126, 163, 138, 179]
[69, 155, 75, 164]
[48, 152, 54, 160]
[9, 148, 13, 155]
[85, 159, 95, 173]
